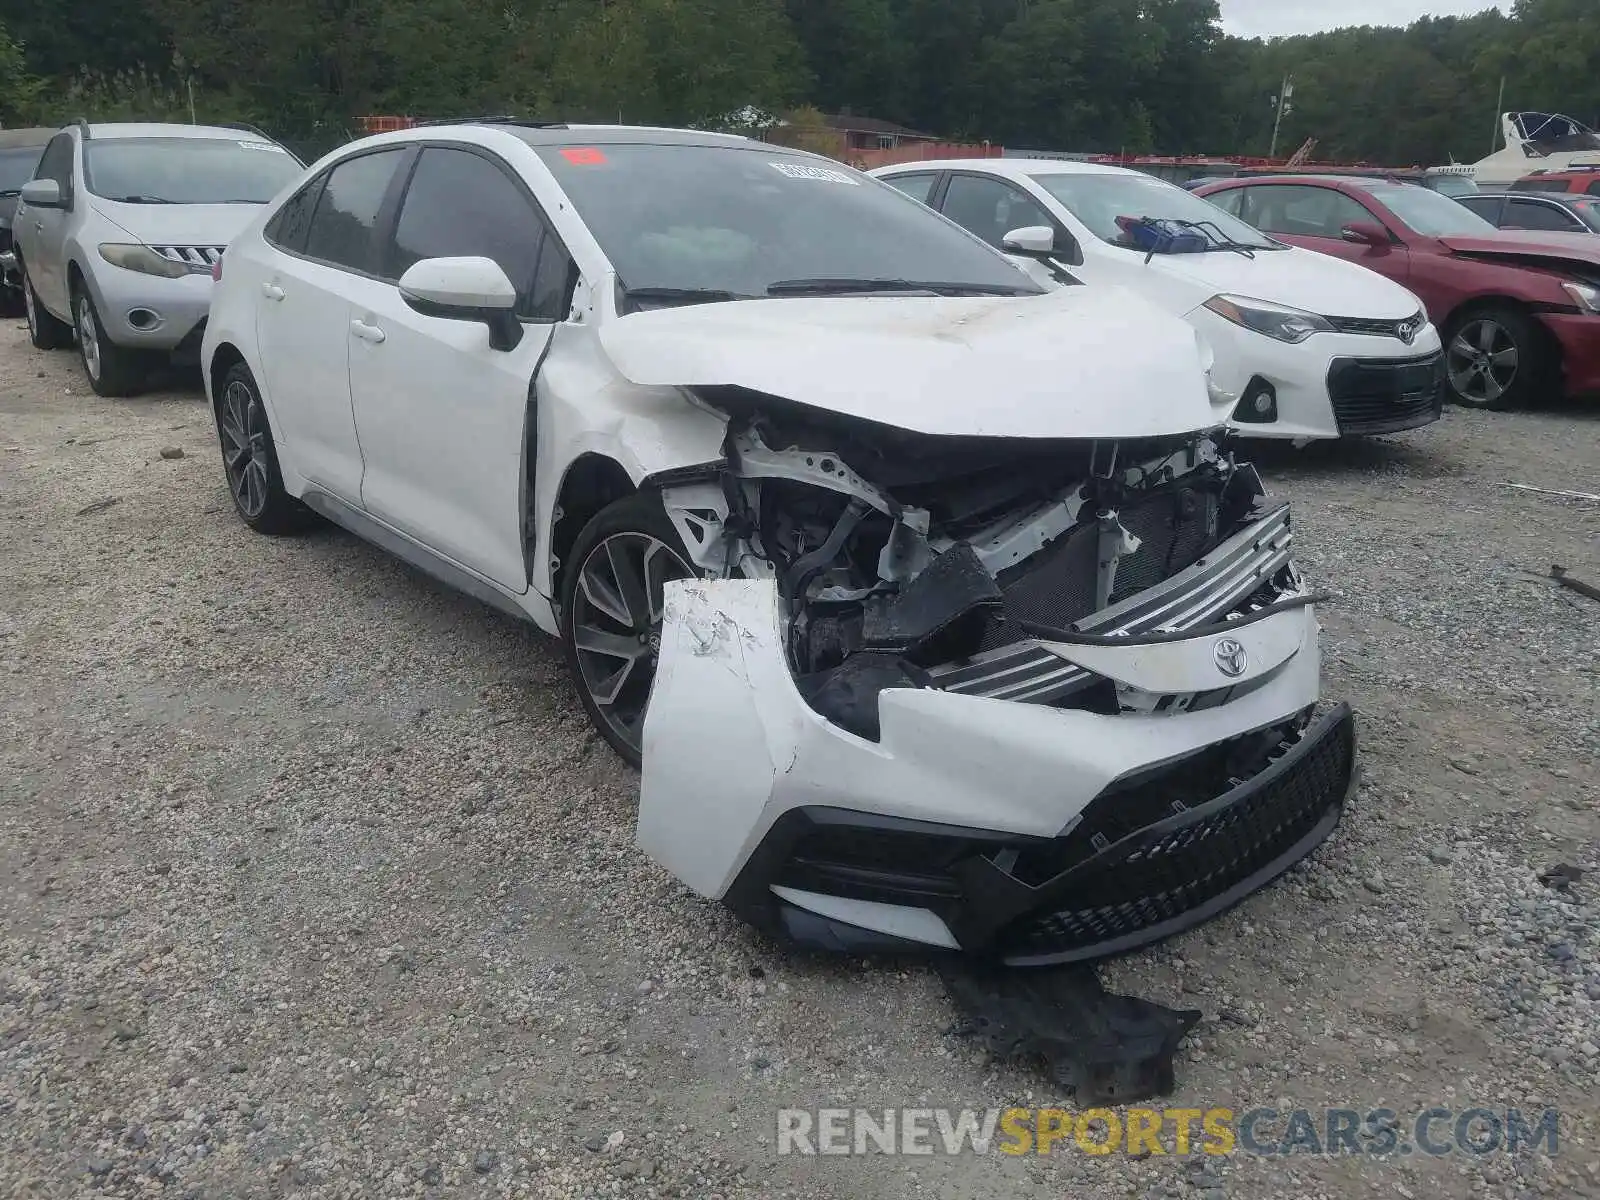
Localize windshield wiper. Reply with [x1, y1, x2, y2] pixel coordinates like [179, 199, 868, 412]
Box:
[0, 188, 20, 198]
[105, 194, 173, 204]
[767, 277, 1030, 297]
[621, 286, 753, 309]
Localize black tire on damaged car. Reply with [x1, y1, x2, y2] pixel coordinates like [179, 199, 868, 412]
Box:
[1443, 305, 1551, 412]
[22, 266, 73, 349]
[560, 491, 700, 769]
[214, 360, 314, 535]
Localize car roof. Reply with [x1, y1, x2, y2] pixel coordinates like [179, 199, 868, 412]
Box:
[874, 157, 1144, 180]
[430, 122, 764, 150]
[0, 127, 56, 148]
[82, 122, 277, 142]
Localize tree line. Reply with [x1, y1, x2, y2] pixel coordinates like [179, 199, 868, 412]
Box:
[1, 0, 1597, 166]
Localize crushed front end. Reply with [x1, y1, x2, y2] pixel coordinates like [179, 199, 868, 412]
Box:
[638, 394, 1356, 966]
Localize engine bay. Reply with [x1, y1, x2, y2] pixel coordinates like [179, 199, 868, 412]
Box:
[658, 388, 1296, 740]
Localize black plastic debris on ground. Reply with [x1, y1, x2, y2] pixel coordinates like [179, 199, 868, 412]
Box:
[939, 961, 1202, 1106]
[1539, 863, 1586, 892]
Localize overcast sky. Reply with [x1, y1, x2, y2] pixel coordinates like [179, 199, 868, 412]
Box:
[1221, 0, 1505, 39]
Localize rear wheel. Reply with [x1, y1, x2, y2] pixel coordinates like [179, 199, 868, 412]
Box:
[1444, 307, 1547, 411]
[73, 286, 147, 397]
[560, 492, 698, 767]
[216, 361, 312, 535]
[23, 269, 73, 350]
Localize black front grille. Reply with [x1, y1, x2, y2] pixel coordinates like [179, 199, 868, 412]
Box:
[1326, 313, 1422, 339]
[976, 486, 1221, 652]
[1327, 353, 1444, 435]
[996, 705, 1355, 964]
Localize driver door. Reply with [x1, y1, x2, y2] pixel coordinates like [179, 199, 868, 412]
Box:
[17, 132, 76, 315]
[347, 144, 573, 592]
[1238, 183, 1410, 284]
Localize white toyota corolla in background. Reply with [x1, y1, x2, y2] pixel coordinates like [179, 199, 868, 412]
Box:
[872, 158, 1445, 441]
[203, 122, 1355, 964]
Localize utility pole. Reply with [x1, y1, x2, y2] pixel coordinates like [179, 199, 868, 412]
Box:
[1490, 74, 1506, 155]
[1269, 74, 1293, 159]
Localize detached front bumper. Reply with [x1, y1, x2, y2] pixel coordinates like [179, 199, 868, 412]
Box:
[638, 572, 1355, 965]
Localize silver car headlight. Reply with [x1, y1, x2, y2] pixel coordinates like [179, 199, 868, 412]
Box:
[1203, 293, 1335, 344]
[98, 243, 190, 279]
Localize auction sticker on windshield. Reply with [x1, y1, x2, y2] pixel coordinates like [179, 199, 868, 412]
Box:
[238, 141, 288, 152]
[769, 161, 859, 185]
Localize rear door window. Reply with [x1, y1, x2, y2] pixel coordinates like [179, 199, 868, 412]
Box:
[881, 172, 939, 205]
[1505, 198, 1585, 232]
[264, 176, 325, 255]
[303, 148, 409, 274]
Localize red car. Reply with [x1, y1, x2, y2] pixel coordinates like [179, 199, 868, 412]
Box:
[1194, 174, 1600, 410]
[1511, 166, 1600, 197]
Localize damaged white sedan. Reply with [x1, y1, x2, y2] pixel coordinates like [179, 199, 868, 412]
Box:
[204, 122, 1356, 965]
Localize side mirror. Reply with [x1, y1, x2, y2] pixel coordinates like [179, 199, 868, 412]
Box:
[1341, 221, 1390, 247]
[1002, 224, 1082, 264]
[398, 256, 523, 352]
[19, 179, 62, 209]
[1001, 225, 1055, 255]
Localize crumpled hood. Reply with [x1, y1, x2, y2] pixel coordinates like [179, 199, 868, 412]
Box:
[1437, 229, 1600, 265]
[91, 199, 264, 247]
[1146, 245, 1420, 318]
[600, 287, 1218, 440]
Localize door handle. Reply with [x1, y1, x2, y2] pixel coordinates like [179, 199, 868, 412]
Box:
[350, 319, 386, 344]
[261, 283, 285, 301]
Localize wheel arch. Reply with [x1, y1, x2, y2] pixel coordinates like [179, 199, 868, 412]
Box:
[1440, 294, 1563, 371]
[550, 453, 638, 600]
[207, 341, 248, 409]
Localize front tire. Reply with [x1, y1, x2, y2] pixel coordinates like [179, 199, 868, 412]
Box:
[73, 285, 147, 397]
[23, 269, 73, 349]
[1444, 307, 1548, 411]
[560, 492, 698, 767]
[215, 361, 311, 535]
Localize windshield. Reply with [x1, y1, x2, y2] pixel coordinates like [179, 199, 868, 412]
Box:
[1031, 170, 1281, 250]
[83, 137, 302, 204]
[534, 143, 1041, 302]
[0, 146, 44, 194]
[1363, 183, 1497, 236]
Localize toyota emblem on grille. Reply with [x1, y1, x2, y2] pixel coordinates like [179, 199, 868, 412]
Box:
[1213, 637, 1248, 678]
[1398, 318, 1419, 345]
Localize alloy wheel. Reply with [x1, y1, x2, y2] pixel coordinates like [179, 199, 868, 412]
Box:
[24, 281, 36, 338]
[219, 379, 271, 519]
[76, 295, 101, 381]
[1446, 318, 1518, 406]
[570, 531, 695, 754]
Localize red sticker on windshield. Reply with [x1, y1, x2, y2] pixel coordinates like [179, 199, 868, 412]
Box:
[561, 147, 607, 165]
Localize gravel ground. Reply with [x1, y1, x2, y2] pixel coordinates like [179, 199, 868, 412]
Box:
[2, 318, 1597, 1200]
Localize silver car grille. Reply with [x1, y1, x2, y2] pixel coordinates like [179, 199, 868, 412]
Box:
[150, 245, 227, 272]
[924, 505, 1295, 704]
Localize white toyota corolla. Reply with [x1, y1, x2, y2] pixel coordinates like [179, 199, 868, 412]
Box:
[204, 122, 1355, 964]
[872, 158, 1445, 442]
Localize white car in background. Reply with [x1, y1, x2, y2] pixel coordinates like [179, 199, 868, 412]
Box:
[202, 122, 1353, 963]
[873, 159, 1445, 441]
